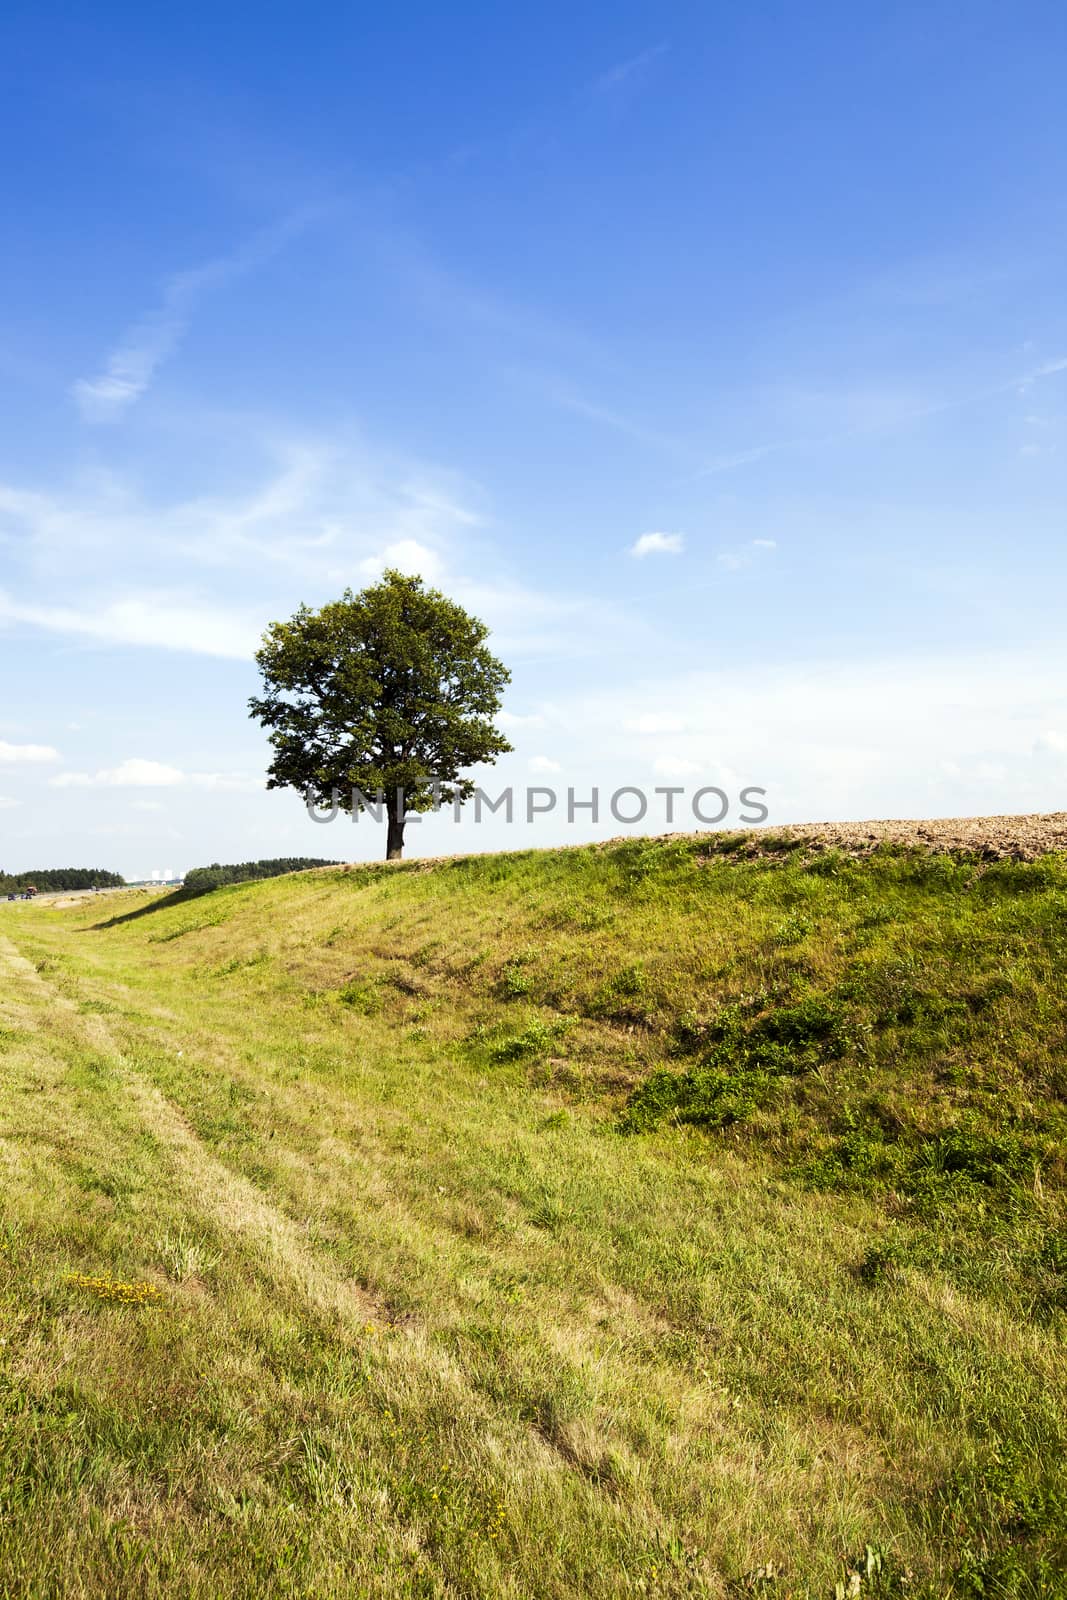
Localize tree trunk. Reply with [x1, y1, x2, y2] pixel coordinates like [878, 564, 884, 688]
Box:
[386, 799, 405, 861]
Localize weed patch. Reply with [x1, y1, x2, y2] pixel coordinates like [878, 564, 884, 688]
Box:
[623, 993, 847, 1130]
[335, 978, 384, 1014]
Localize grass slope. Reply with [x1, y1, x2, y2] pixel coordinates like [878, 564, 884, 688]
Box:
[0, 836, 1064, 1598]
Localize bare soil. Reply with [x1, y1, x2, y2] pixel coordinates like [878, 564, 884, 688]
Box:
[718, 811, 1067, 863]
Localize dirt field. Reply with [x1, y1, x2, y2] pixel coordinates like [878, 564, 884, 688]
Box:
[741, 811, 1067, 861]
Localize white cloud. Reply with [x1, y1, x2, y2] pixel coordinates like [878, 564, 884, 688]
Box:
[591, 42, 669, 95]
[72, 298, 190, 421]
[70, 214, 317, 422]
[528, 754, 562, 773]
[449, 578, 634, 661]
[189, 772, 264, 792]
[357, 538, 445, 582]
[717, 539, 779, 571]
[0, 739, 60, 763]
[0, 592, 260, 660]
[50, 758, 260, 791]
[550, 643, 1067, 824]
[51, 759, 185, 789]
[0, 796, 20, 809]
[631, 531, 684, 558]
[0, 433, 500, 659]
[693, 353, 1067, 481]
[652, 754, 702, 778]
[624, 713, 684, 735]
[0, 430, 636, 665]
[1031, 356, 1067, 379]
[696, 443, 784, 478]
[533, 379, 692, 460]
[498, 710, 547, 730]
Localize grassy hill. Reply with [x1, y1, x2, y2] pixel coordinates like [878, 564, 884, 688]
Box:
[0, 836, 1064, 1597]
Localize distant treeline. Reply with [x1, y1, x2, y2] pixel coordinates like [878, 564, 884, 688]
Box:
[0, 867, 126, 893]
[183, 858, 339, 894]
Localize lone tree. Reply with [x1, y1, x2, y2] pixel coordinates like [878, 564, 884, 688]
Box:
[249, 570, 512, 860]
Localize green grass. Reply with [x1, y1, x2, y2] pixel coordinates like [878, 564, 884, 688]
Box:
[0, 836, 1065, 1597]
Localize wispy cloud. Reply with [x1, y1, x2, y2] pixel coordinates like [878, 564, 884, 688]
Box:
[451, 577, 637, 662]
[1030, 356, 1067, 378]
[691, 351, 1067, 480]
[696, 443, 788, 477]
[591, 42, 669, 95]
[0, 591, 260, 659]
[717, 538, 778, 571]
[0, 433, 485, 584]
[0, 429, 491, 658]
[0, 436, 634, 662]
[631, 531, 684, 558]
[539, 380, 694, 460]
[1015, 355, 1067, 395]
[374, 228, 603, 362]
[0, 739, 60, 763]
[70, 212, 317, 422]
[0, 553, 628, 667]
[0, 372, 656, 667]
[50, 758, 259, 790]
[543, 641, 1067, 823]
[528, 754, 561, 773]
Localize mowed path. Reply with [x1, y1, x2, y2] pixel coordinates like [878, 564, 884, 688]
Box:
[0, 932, 381, 1332]
[0, 918, 723, 1597]
[0, 930, 559, 1466]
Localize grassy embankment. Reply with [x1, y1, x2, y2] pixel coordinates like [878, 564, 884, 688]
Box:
[0, 836, 1064, 1597]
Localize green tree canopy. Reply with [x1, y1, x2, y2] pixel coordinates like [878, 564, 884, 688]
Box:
[183, 858, 340, 894]
[0, 867, 125, 894]
[249, 570, 512, 858]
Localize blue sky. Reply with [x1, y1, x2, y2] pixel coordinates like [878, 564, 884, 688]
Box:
[2, 1, 1066, 874]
